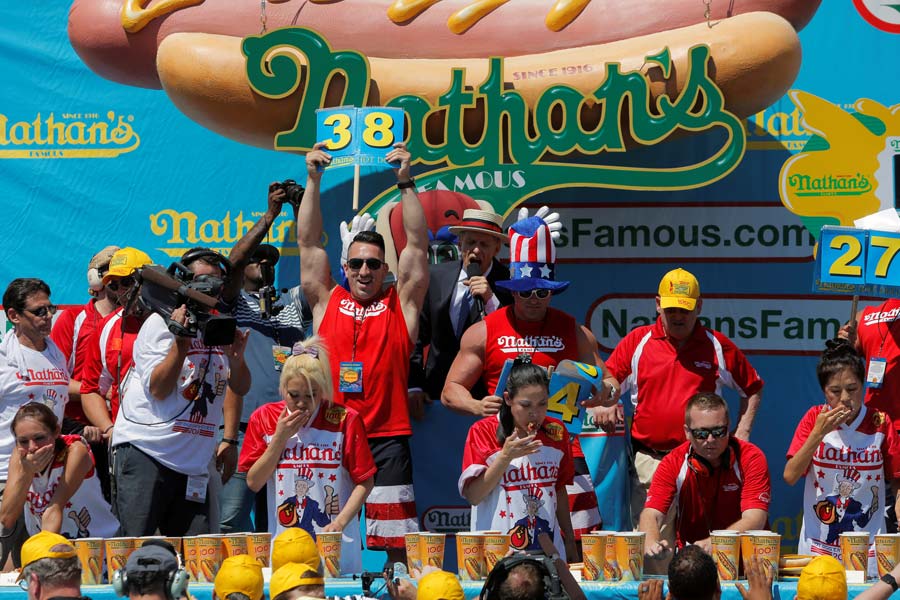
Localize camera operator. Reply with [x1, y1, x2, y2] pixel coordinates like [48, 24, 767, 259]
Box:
[114, 543, 189, 600]
[216, 182, 313, 535]
[110, 249, 250, 537]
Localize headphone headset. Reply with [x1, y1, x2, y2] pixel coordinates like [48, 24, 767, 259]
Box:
[87, 267, 105, 292]
[480, 552, 568, 600]
[687, 438, 740, 478]
[111, 564, 189, 600]
[180, 248, 233, 278]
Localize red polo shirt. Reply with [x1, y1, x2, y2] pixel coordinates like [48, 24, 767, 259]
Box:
[857, 299, 900, 424]
[644, 438, 771, 546]
[606, 318, 763, 451]
[51, 299, 104, 423]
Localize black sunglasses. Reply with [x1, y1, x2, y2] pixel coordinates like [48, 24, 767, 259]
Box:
[689, 426, 728, 440]
[107, 276, 136, 291]
[346, 258, 384, 271]
[23, 304, 58, 318]
[516, 289, 551, 300]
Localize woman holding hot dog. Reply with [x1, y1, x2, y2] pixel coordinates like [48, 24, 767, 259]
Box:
[239, 337, 375, 575]
[0, 402, 118, 539]
[460, 356, 577, 561]
[785, 339, 900, 572]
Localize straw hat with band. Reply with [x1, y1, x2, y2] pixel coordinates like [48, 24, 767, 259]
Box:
[447, 209, 507, 242]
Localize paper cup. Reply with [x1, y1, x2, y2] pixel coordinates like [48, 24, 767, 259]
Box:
[316, 532, 343, 578]
[596, 532, 619, 581]
[163, 537, 182, 559]
[456, 533, 486, 580]
[875, 534, 900, 577]
[405, 533, 422, 572]
[246, 533, 271, 568]
[580, 533, 608, 581]
[483, 533, 510, 573]
[710, 531, 741, 581]
[840, 532, 870, 572]
[419, 533, 447, 569]
[191, 534, 223, 582]
[220, 534, 249, 557]
[104, 537, 138, 577]
[75, 538, 104, 585]
[740, 531, 781, 579]
[614, 532, 645, 581]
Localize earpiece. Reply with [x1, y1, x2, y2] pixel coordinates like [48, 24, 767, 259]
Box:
[111, 566, 189, 600]
[180, 248, 232, 278]
[87, 267, 104, 291]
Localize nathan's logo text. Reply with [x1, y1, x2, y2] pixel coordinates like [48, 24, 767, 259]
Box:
[786, 173, 872, 196]
[503, 463, 559, 485]
[339, 299, 387, 319]
[0, 111, 140, 159]
[281, 444, 342, 463]
[150, 209, 298, 258]
[497, 335, 564, 354]
[815, 444, 882, 464]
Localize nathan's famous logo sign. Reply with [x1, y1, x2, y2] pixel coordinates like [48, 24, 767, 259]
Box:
[244, 28, 746, 217]
[779, 91, 900, 239]
[0, 111, 139, 159]
[149, 208, 302, 258]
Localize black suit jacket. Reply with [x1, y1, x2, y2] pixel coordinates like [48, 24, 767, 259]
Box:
[409, 258, 512, 399]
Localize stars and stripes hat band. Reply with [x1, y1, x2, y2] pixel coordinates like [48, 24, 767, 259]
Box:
[496, 215, 569, 294]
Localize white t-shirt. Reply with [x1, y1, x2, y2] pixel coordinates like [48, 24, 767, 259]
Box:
[0, 331, 68, 480]
[25, 435, 119, 539]
[788, 405, 900, 574]
[112, 313, 229, 476]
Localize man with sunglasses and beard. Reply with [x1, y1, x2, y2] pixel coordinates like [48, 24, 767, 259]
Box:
[77, 247, 154, 501]
[51, 246, 121, 440]
[297, 141, 429, 563]
[639, 393, 770, 561]
[442, 214, 619, 551]
[603, 268, 763, 571]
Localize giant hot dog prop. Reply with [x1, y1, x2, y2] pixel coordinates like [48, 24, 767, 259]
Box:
[68, 0, 821, 151]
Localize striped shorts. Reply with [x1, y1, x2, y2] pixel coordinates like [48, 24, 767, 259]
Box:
[365, 436, 418, 550]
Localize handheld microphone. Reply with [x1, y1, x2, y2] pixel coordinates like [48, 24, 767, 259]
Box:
[465, 262, 486, 318]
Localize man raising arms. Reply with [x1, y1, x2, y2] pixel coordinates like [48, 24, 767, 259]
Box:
[297, 142, 429, 562]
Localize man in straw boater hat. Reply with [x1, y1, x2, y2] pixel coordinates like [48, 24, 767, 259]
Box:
[409, 206, 513, 407]
[442, 212, 620, 557]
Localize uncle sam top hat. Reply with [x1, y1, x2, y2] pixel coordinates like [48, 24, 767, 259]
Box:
[496, 216, 569, 294]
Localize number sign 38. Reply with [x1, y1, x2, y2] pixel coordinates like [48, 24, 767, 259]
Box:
[819, 227, 900, 288]
[315, 107, 404, 168]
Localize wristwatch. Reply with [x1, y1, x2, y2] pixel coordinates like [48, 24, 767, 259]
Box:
[881, 573, 898, 592]
[397, 177, 416, 189]
[222, 438, 239, 446]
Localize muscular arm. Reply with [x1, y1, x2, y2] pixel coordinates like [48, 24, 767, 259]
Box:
[391, 145, 429, 344]
[298, 143, 337, 330]
[734, 391, 762, 441]
[441, 322, 490, 416]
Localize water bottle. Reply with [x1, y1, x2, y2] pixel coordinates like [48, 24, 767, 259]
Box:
[393, 562, 411, 582]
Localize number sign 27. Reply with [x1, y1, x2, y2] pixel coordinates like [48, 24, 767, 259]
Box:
[819, 227, 900, 287]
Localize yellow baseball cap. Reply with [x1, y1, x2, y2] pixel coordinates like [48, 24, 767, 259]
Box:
[658, 268, 700, 310]
[269, 562, 324, 599]
[103, 247, 152, 284]
[214, 555, 264, 600]
[18, 531, 76, 580]
[797, 556, 847, 600]
[417, 570, 465, 600]
[271, 528, 322, 573]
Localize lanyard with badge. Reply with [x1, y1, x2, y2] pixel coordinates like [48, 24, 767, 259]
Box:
[339, 304, 367, 394]
[867, 308, 900, 388]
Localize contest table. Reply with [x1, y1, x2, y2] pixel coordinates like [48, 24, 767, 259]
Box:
[0, 579, 879, 600]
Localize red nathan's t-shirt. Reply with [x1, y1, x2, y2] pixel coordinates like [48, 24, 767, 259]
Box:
[482, 307, 581, 393]
[606, 318, 763, 451]
[318, 286, 412, 438]
[79, 308, 141, 420]
[644, 438, 771, 546]
[858, 299, 900, 424]
[51, 300, 103, 423]
[238, 401, 376, 482]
